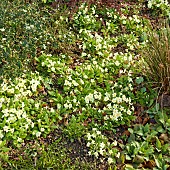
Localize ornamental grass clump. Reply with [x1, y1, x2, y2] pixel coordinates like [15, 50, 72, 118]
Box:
[141, 23, 170, 93]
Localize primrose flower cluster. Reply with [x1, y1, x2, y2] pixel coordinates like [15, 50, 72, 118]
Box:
[0, 72, 58, 147]
[36, 53, 68, 74]
[148, 0, 170, 18]
[86, 128, 119, 164]
[37, 51, 135, 130]
[148, 0, 169, 9]
[34, 3, 150, 163]
[35, 1, 142, 146]
[74, 3, 148, 59]
[74, 3, 99, 30]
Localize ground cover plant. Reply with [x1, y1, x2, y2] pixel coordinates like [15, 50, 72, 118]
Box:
[0, 0, 170, 169]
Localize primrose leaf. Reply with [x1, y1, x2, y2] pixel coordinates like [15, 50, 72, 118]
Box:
[128, 128, 133, 134]
[156, 138, 162, 151]
[48, 91, 56, 97]
[1, 147, 11, 152]
[125, 164, 134, 170]
[42, 0, 47, 3]
[154, 158, 161, 168]
[128, 134, 135, 143]
[143, 124, 150, 133]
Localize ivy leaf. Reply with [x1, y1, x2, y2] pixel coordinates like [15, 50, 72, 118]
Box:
[135, 77, 144, 84]
[141, 87, 146, 93]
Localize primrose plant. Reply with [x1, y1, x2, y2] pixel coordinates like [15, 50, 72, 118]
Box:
[86, 128, 119, 164]
[36, 53, 135, 128]
[73, 3, 149, 58]
[148, 0, 170, 18]
[34, 3, 147, 163]
[0, 72, 59, 148]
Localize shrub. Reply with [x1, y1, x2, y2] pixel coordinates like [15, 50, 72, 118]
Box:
[0, 0, 74, 79]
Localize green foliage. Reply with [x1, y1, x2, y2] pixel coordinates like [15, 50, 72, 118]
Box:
[0, 0, 170, 169]
[2, 139, 98, 170]
[126, 122, 170, 168]
[63, 115, 86, 142]
[147, 0, 170, 19]
[0, 72, 61, 148]
[0, 0, 72, 79]
[85, 128, 118, 164]
[36, 53, 136, 130]
[141, 22, 170, 93]
[42, 0, 55, 3]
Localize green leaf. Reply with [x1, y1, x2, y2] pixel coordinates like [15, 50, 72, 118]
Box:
[128, 134, 135, 143]
[126, 155, 132, 161]
[42, 0, 47, 3]
[135, 77, 144, 84]
[136, 129, 143, 136]
[125, 164, 135, 170]
[48, 91, 56, 96]
[143, 124, 150, 133]
[156, 137, 162, 150]
[45, 114, 49, 124]
[140, 87, 146, 93]
[118, 152, 125, 164]
[128, 128, 133, 134]
[149, 99, 154, 107]
[133, 155, 144, 164]
[140, 32, 147, 42]
[1, 146, 10, 152]
[156, 126, 165, 133]
[155, 158, 161, 168]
